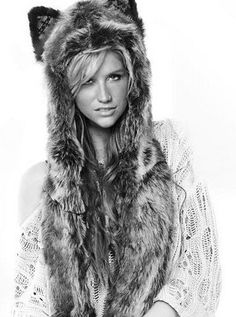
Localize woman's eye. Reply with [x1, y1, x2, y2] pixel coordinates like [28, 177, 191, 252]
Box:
[109, 74, 122, 81]
[83, 79, 94, 85]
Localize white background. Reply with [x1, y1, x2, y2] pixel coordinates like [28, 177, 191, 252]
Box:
[0, 0, 235, 315]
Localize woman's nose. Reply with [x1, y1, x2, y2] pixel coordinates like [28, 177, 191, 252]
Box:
[97, 82, 112, 103]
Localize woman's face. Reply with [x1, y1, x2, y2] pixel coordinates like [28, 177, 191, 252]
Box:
[75, 51, 129, 130]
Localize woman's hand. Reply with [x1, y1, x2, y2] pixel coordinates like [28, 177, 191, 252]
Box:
[143, 301, 179, 317]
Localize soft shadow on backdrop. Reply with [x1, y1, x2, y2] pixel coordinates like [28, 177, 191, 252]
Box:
[0, 0, 235, 315]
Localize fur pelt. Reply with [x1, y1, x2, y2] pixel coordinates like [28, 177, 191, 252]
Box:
[28, 1, 176, 316]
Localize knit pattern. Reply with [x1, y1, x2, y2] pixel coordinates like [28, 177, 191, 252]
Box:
[12, 120, 221, 317]
[153, 120, 221, 317]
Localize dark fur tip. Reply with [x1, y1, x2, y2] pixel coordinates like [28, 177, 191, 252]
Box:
[28, 6, 60, 23]
[27, 6, 60, 33]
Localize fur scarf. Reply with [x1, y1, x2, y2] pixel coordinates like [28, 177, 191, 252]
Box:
[28, 1, 176, 316]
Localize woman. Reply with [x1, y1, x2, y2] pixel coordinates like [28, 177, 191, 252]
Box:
[13, 1, 221, 316]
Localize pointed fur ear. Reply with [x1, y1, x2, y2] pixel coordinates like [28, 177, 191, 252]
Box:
[128, 0, 144, 35]
[108, 0, 144, 36]
[28, 6, 60, 62]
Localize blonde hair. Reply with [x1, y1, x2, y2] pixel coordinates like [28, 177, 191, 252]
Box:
[65, 47, 135, 284]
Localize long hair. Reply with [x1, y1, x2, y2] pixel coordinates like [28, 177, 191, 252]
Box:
[66, 46, 135, 286]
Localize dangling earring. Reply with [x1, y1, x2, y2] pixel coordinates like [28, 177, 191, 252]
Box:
[69, 104, 77, 137]
[72, 118, 77, 137]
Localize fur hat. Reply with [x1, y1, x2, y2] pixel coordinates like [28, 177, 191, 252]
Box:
[28, 1, 176, 316]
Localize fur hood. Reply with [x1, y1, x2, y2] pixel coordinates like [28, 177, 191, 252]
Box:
[28, 1, 176, 316]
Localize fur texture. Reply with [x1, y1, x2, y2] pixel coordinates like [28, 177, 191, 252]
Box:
[28, 1, 176, 316]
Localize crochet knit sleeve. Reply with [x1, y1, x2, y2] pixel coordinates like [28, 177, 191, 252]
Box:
[153, 119, 222, 317]
[12, 205, 50, 317]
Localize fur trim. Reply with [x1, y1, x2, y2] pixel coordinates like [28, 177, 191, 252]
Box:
[28, 1, 176, 316]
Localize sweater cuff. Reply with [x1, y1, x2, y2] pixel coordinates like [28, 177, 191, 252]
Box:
[154, 286, 183, 317]
[154, 286, 215, 317]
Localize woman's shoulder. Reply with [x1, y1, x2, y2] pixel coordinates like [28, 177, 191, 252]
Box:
[153, 119, 187, 142]
[153, 119, 193, 174]
[18, 161, 48, 226]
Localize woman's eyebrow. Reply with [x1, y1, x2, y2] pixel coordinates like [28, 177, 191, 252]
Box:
[109, 68, 125, 73]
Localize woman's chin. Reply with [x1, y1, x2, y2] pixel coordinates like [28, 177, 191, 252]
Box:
[89, 117, 118, 130]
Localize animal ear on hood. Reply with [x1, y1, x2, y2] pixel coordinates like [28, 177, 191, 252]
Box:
[28, 6, 60, 62]
[108, 0, 144, 36]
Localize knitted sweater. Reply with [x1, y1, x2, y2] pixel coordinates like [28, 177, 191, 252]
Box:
[12, 119, 221, 317]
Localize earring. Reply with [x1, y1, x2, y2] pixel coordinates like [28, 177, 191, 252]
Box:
[71, 119, 77, 137]
[68, 106, 75, 124]
[68, 105, 77, 137]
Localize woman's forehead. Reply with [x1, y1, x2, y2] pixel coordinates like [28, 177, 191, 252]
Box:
[96, 52, 124, 72]
[84, 50, 125, 78]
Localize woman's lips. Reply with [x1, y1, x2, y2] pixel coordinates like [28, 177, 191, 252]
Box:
[95, 106, 116, 116]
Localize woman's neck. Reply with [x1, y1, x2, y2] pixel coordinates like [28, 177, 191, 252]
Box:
[88, 125, 111, 163]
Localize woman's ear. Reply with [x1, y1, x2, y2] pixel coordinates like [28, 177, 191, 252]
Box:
[28, 6, 60, 62]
